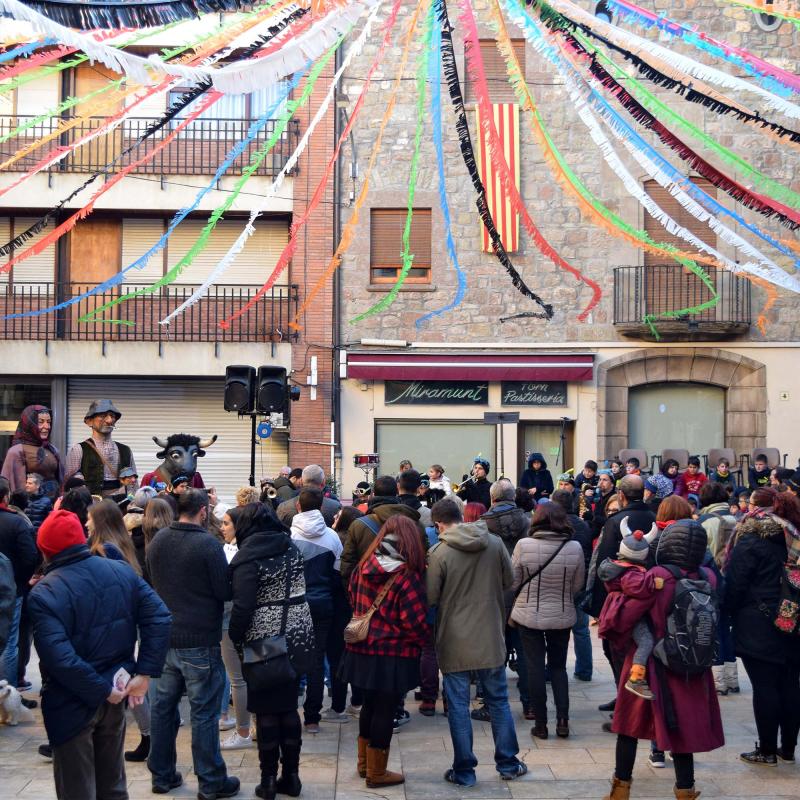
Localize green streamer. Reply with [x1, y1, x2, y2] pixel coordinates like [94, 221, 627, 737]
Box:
[497, 0, 718, 338]
[572, 28, 800, 211]
[79, 40, 340, 325]
[349, 0, 435, 323]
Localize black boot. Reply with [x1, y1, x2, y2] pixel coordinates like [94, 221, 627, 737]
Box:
[255, 776, 277, 799]
[277, 737, 302, 797]
[124, 735, 150, 762]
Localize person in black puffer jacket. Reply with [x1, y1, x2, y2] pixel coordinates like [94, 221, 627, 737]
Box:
[229, 502, 314, 800]
[725, 487, 800, 765]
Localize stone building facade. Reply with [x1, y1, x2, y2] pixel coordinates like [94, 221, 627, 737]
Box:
[335, 0, 800, 491]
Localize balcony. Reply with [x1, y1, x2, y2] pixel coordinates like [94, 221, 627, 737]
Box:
[0, 282, 299, 343]
[0, 115, 300, 176]
[613, 265, 752, 341]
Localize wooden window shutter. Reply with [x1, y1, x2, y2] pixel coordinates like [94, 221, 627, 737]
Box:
[370, 209, 431, 283]
[466, 40, 525, 103]
[642, 179, 718, 317]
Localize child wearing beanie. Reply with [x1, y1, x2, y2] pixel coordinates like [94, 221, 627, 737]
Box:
[596, 519, 662, 700]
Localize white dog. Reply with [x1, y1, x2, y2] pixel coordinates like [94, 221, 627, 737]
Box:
[0, 680, 34, 725]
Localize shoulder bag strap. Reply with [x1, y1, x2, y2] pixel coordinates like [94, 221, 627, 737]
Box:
[84, 438, 119, 478]
[369, 572, 399, 612]
[513, 538, 569, 603]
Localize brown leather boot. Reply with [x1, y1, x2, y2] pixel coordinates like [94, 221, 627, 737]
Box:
[357, 736, 368, 779]
[366, 746, 404, 788]
[603, 776, 632, 800]
[674, 787, 701, 799]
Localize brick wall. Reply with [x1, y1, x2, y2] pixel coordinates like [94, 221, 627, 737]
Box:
[289, 56, 336, 472]
[338, 0, 800, 343]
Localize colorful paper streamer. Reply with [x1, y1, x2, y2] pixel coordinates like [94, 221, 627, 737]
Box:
[219, 0, 416, 329]
[414, 9, 467, 327]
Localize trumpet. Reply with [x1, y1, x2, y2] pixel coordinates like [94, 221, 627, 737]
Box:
[265, 486, 278, 500]
[452, 475, 475, 494]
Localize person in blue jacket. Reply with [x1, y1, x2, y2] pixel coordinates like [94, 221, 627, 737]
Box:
[520, 453, 554, 500]
[28, 509, 171, 800]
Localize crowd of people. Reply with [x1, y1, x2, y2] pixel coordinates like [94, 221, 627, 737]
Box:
[1, 403, 800, 800]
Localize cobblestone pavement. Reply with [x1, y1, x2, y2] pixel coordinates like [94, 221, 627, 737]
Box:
[1, 631, 797, 799]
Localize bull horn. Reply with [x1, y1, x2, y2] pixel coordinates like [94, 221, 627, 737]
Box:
[620, 517, 631, 538]
[198, 435, 218, 449]
[153, 435, 169, 449]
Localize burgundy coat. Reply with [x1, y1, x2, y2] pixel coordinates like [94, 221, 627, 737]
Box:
[606, 564, 725, 754]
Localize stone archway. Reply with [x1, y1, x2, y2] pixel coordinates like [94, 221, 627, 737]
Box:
[596, 348, 766, 460]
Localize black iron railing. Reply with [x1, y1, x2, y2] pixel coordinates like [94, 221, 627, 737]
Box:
[613, 265, 752, 327]
[0, 115, 300, 176]
[0, 282, 299, 343]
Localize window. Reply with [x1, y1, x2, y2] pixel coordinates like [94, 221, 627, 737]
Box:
[466, 39, 525, 104]
[370, 209, 432, 284]
[642, 178, 717, 317]
[168, 82, 289, 134]
[755, 0, 782, 32]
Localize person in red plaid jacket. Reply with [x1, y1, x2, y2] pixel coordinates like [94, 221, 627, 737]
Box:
[337, 515, 430, 789]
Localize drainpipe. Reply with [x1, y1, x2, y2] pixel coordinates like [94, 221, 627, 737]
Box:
[332, 41, 344, 492]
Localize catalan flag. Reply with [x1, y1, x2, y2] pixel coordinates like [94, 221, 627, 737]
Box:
[475, 103, 520, 253]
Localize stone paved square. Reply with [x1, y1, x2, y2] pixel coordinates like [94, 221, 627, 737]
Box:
[1, 630, 797, 800]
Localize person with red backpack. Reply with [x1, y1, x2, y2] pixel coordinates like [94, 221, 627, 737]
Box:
[599, 519, 723, 800]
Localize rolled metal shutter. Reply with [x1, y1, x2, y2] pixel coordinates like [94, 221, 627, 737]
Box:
[67, 378, 288, 502]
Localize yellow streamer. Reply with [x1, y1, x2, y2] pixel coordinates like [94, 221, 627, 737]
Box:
[288, 0, 429, 331]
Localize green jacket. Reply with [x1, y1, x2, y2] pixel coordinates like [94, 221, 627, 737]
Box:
[426, 520, 512, 674]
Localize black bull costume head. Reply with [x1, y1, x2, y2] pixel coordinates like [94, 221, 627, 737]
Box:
[152, 433, 217, 483]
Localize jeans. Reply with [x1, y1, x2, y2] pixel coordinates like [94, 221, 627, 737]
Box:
[572, 604, 593, 679]
[220, 630, 249, 730]
[53, 701, 127, 800]
[326, 590, 351, 713]
[520, 626, 571, 722]
[442, 666, 522, 786]
[304, 607, 332, 725]
[0, 596, 22, 683]
[148, 646, 228, 794]
[505, 625, 529, 706]
[714, 607, 736, 665]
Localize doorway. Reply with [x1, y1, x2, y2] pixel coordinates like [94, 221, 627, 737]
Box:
[520, 421, 573, 476]
[628, 382, 725, 457]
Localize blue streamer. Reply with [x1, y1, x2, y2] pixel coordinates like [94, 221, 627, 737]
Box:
[0, 38, 56, 65]
[415, 13, 467, 327]
[4, 68, 306, 320]
[511, 0, 800, 273]
[605, 0, 798, 99]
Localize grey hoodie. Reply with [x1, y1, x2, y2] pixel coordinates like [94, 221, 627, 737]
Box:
[426, 520, 512, 673]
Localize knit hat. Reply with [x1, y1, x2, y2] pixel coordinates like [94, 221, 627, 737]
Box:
[597, 468, 613, 477]
[618, 518, 658, 563]
[618, 529, 650, 563]
[557, 472, 575, 485]
[171, 475, 190, 488]
[473, 456, 490, 472]
[37, 510, 86, 560]
[687, 493, 700, 507]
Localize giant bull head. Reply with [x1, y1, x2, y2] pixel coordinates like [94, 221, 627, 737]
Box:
[152, 433, 217, 481]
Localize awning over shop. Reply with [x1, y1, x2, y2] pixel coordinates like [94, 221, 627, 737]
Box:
[345, 353, 594, 382]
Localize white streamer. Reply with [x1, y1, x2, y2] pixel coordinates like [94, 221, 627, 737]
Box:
[546, 0, 800, 120]
[159, 0, 385, 324]
[0, 0, 372, 95]
[503, 0, 800, 294]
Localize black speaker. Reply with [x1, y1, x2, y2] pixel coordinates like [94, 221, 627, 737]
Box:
[224, 365, 255, 412]
[256, 366, 288, 415]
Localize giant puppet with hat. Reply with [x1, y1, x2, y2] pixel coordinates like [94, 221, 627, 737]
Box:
[63, 400, 136, 499]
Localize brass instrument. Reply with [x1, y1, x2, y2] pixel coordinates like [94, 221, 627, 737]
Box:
[265, 486, 278, 500]
[452, 475, 475, 494]
[578, 490, 588, 518]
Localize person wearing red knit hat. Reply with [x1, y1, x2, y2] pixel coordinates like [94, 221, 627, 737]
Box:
[28, 509, 171, 800]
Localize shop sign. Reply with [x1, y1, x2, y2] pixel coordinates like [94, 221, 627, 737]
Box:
[385, 380, 489, 405]
[501, 381, 567, 406]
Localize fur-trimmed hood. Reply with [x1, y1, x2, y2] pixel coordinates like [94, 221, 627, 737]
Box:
[737, 512, 793, 544]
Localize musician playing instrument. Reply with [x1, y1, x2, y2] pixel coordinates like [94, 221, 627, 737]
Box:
[456, 457, 492, 508]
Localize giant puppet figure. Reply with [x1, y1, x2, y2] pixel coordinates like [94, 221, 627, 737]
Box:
[1, 405, 64, 499]
[139, 434, 217, 490]
[63, 400, 136, 498]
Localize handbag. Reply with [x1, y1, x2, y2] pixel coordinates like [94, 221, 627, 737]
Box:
[343, 573, 399, 644]
[507, 538, 569, 627]
[241, 564, 297, 691]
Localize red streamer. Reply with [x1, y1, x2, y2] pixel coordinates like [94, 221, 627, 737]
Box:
[219, 0, 406, 329]
[458, 0, 600, 320]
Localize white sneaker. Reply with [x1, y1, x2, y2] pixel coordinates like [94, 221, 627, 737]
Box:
[221, 732, 254, 750]
[219, 716, 236, 732]
[320, 708, 349, 723]
[345, 704, 362, 718]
